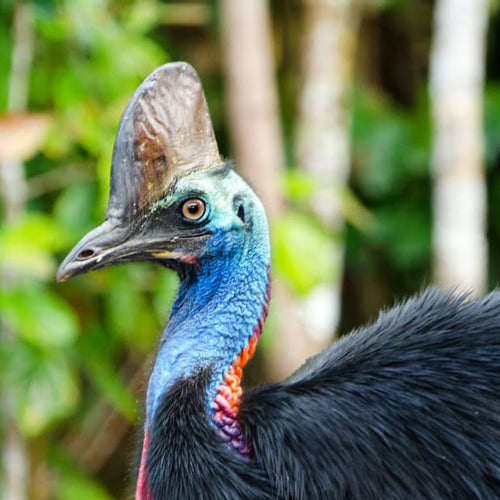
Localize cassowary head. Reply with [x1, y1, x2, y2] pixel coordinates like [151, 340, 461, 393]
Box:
[57, 62, 268, 283]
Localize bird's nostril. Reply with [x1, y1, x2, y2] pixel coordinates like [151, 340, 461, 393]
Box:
[78, 249, 95, 260]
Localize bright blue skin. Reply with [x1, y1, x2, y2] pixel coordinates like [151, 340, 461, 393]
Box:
[146, 169, 271, 425]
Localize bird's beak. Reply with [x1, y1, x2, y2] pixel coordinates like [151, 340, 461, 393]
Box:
[56, 218, 135, 282]
[57, 216, 211, 283]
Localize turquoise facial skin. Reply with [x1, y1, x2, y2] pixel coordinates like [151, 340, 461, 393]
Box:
[146, 168, 271, 426]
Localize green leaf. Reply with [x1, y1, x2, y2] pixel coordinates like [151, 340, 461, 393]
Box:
[484, 85, 500, 167]
[282, 169, 317, 204]
[273, 212, 339, 296]
[351, 85, 417, 198]
[53, 181, 96, 240]
[153, 270, 179, 322]
[3, 344, 79, 436]
[374, 205, 431, 269]
[0, 285, 78, 348]
[356, 115, 409, 197]
[106, 268, 159, 351]
[0, 213, 69, 280]
[49, 447, 114, 500]
[79, 329, 138, 420]
[56, 470, 114, 500]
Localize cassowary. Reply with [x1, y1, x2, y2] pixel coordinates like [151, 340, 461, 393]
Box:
[57, 63, 500, 499]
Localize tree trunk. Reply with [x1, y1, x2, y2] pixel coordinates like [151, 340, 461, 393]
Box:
[218, 0, 284, 218]
[430, 0, 488, 293]
[287, 0, 360, 365]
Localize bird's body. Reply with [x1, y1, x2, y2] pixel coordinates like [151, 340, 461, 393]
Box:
[144, 283, 500, 499]
[58, 63, 500, 499]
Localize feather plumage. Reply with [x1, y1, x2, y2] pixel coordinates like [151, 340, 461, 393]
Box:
[141, 289, 500, 499]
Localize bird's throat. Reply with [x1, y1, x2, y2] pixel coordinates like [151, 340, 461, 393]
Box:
[145, 224, 271, 445]
[211, 273, 270, 456]
[136, 259, 270, 499]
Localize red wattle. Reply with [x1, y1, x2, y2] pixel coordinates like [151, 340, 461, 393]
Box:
[135, 426, 152, 500]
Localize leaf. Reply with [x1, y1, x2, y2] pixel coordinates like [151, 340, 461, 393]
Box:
[0, 285, 78, 348]
[351, 85, 413, 198]
[153, 270, 179, 322]
[106, 268, 159, 351]
[56, 473, 114, 500]
[282, 169, 317, 204]
[282, 170, 375, 231]
[356, 114, 409, 197]
[49, 449, 114, 500]
[273, 212, 339, 296]
[484, 85, 500, 166]
[53, 181, 96, 240]
[79, 329, 138, 420]
[374, 205, 431, 269]
[0, 212, 69, 280]
[2, 343, 79, 436]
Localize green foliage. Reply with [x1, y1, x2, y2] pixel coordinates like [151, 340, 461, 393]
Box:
[1, 0, 500, 497]
[0, 0, 169, 495]
[1, 340, 79, 436]
[283, 169, 318, 204]
[273, 212, 338, 296]
[484, 85, 500, 166]
[54, 456, 115, 500]
[347, 83, 432, 285]
[373, 205, 431, 269]
[56, 474, 114, 500]
[53, 182, 97, 239]
[0, 284, 77, 348]
[351, 85, 430, 199]
[362, 0, 410, 13]
[79, 328, 138, 420]
[0, 213, 69, 280]
[490, 0, 500, 14]
[278, 82, 432, 299]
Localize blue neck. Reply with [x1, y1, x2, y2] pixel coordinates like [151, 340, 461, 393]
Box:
[146, 226, 270, 425]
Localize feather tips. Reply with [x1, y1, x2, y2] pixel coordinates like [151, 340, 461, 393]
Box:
[240, 289, 500, 498]
[145, 289, 500, 499]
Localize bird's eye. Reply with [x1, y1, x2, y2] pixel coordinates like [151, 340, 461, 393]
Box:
[181, 198, 206, 221]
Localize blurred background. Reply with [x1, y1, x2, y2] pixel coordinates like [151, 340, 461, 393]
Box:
[0, 0, 499, 498]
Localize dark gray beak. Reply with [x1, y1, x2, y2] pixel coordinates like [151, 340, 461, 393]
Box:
[56, 218, 132, 282]
[56, 215, 212, 282]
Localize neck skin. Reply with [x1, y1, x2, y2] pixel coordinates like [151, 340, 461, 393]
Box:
[136, 246, 270, 499]
[146, 210, 271, 441]
[135, 173, 271, 500]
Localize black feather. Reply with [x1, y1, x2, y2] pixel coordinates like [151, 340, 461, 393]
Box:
[148, 289, 500, 499]
[147, 367, 273, 499]
[241, 289, 500, 499]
